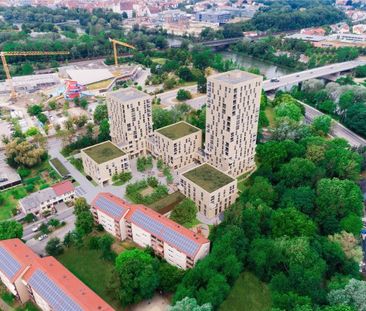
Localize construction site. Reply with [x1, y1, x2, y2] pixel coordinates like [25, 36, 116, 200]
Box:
[0, 38, 143, 104]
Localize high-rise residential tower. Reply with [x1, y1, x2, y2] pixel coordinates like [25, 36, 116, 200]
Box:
[205, 70, 262, 177]
[106, 88, 153, 158]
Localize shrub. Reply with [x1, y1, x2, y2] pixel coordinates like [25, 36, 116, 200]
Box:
[176, 89, 192, 101]
[0, 194, 4, 206]
[17, 167, 31, 178]
[147, 176, 159, 188]
[39, 183, 50, 190]
[25, 183, 35, 193]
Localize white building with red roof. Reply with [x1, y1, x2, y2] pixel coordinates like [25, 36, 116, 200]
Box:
[19, 180, 75, 216]
[0, 239, 114, 311]
[91, 192, 210, 269]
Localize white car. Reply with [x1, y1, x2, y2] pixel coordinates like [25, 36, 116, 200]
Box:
[32, 224, 41, 232]
[37, 234, 48, 241]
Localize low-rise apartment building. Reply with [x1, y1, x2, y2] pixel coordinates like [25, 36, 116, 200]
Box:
[18, 180, 75, 216]
[0, 239, 114, 311]
[81, 141, 130, 186]
[150, 121, 202, 170]
[106, 88, 153, 158]
[91, 192, 210, 269]
[178, 163, 237, 219]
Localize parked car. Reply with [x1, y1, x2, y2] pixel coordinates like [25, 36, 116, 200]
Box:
[37, 234, 48, 241]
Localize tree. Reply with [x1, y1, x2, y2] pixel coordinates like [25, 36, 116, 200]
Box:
[312, 115, 332, 136]
[344, 104, 366, 138]
[276, 158, 319, 187]
[279, 186, 315, 216]
[271, 207, 317, 238]
[79, 98, 88, 109]
[98, 234, 114, 260]
[177, 67, 194, 81]
[243, 176, 277, 207]
[328, 279, 366, 311]
[176, 89, 192, 101]
[170, 297, 212, 311]
[98, 119, 110, 142]
[355, 65, 366, 78]
[0, 220, 23, 240]
[27, 104, 42, 116]
[275, 102, 303, 122]
[75, 210, 94, 236]
[74, 198, 90, 215]
[5, 138, 46, 168]
[170, 199, 197, 226]
[158, 261, 185, 293]
[197, 74, 207, 93]
[315, 178, 363, 234]
[115, 249, 159, 306]
[93, 104, 108, 124]
[46, 238, 64, 256]
[328, 231, 363, 262]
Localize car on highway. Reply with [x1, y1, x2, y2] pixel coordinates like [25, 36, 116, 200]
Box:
[37, 234, 48, 241]
[270, 78, 280, 83]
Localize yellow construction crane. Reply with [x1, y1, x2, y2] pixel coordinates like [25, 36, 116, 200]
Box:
[0, 50, 70, 100]
[109, 38, 136, 67]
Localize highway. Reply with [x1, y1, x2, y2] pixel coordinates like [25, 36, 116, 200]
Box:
[263, 60, 366, 92]
[303, 101, 366, 147]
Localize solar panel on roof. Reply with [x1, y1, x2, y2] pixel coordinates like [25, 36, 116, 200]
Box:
[0, 246, 21, 279]
[95, 196, 127, 219]
[28, 270, 83, 311]
[131, 210, 199, 257]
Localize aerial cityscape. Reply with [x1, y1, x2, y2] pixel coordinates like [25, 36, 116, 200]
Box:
[0, 0, 366, 310]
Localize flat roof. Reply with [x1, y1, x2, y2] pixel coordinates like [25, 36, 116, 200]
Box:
[183, 164, 234, 193]
[82, 141, 125, 164]
[156, 121, 200, 140]
[210, 69, 261, 84]
[107, 87, 150, 102]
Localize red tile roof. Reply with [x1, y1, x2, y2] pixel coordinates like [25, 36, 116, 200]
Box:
[23, 257, 114, 311]
[0, 239, 39, 282]
[93, 193, 210, 257]
[0, 239, 114, 311]
[52, 180, 74, 196]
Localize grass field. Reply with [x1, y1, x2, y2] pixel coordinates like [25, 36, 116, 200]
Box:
[57, 245, 121, 310]
[219, 272, 272, 311]
[0, 186, 27, 221]
[151, 57, 167, 65]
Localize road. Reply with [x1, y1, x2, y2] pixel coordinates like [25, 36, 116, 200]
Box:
[263, 60, 366, 92]
[303, 102, 366, 147]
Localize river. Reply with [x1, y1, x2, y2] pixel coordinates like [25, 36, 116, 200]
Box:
[220, 51, 292, 79]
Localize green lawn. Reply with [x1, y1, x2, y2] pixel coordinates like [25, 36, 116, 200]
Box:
[0, 186, 27, 221]
[219, 272, 272, 311]
[151, 57, 167, 65]
[57, 245, 122, 310]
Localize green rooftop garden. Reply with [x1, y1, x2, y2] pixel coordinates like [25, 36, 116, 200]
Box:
[83, 141, 125, 164]
[183, 164, 234, 193]
[157, 121, 199, 140]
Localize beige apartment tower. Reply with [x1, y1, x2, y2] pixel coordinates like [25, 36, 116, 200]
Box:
[205, 70, 262, 177]
[151, 121, 202, 170]
[106, 88, 153, 158]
